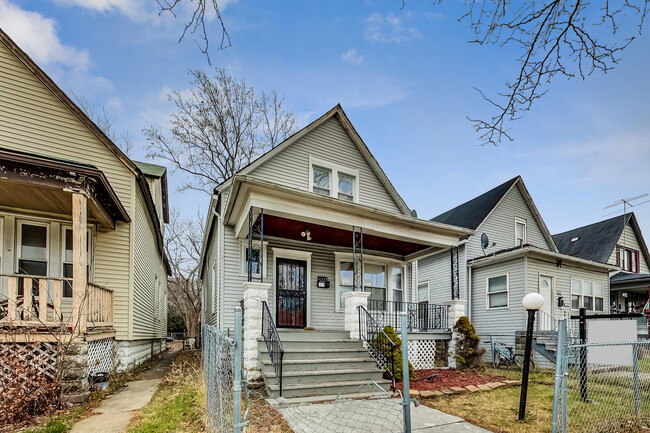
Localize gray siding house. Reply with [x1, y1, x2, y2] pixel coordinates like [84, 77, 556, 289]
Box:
[199, 105, 472, 397]
[419, 177, 615, 351]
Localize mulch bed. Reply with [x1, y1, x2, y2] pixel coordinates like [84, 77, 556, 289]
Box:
[395, 368, 508, 392]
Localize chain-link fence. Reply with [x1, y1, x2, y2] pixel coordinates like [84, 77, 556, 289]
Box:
[203, 324, 236, 432]
[277, 383, 403, 433]
[554, 330, 650, 432]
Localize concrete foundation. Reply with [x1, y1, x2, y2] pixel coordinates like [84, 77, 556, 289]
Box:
[114, 338, 166, 372]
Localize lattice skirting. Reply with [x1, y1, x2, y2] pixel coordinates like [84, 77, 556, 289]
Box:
[0, 342, 59, 393]
[88, 338, 115, 374]
[408, 339, 437, 370]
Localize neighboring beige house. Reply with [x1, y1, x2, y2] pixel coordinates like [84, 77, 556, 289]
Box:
[0, 28, 169, 399]
[199, 105, 471, 397]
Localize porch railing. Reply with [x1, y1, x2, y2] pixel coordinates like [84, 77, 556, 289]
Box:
[86, 283, 114, 328]
[368, 299, 448, 332]
[0, 274, 113, 332]
[358, 305, 396, 390]
[261, 300, 284, 396]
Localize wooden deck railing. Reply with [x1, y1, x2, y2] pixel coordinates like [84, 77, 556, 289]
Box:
[0, 274, 113, 332]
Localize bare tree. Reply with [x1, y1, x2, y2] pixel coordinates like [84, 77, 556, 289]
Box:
[156, 0, 231, 65]
[448, 0, 649, 145]
[144, 68, 298, 194]
[165, 208, 203, 340]
[73, 93, 135, 156]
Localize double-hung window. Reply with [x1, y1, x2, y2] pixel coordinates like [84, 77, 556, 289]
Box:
[617, 245, 640, 273]
[515, 218, 527, 247]
[392, 267, 403, 304]
[487, 275, 508, 309]
[62, 228, 91, 298]
[572, 278, 605, 312]
[365, 263, 386, 305]
[338, 261, 354, 309]
[336, 258, 402, 312]
[310, 157, 358, 203]
[17, 222, 48, 277]
[241, 242, 267, 278]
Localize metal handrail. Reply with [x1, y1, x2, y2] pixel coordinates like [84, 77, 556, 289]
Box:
[261, 301, 285, 396]
[368, 299, 448, 332]
[358, 305, 397, 390]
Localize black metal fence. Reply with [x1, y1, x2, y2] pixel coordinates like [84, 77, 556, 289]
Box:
[261, 300, 284, 396]
[368, 300, 448, 332]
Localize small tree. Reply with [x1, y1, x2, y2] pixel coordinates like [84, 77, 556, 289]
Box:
[453, 316, 486, 371]
[372, 326, 415, 381]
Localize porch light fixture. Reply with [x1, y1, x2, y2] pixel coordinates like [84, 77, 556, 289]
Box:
[519, 292, 544, 420]
[301, 229, 312, 241]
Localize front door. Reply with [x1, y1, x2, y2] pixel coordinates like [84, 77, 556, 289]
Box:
[276, 258, 307, 328]
[539, 275, 554, 330]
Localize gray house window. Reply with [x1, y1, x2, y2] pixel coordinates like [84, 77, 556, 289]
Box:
[487, 275, 509, 309]
[312, 166, 331, 196]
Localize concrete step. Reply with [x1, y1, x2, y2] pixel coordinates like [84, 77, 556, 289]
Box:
[257, 339, 363, 351]
[262, 357, 377, 372]
[277, 330, 351, 341]
[264, 368, 386, 386]
[266, 379, 392, 398]
[260, 347, 371, 361]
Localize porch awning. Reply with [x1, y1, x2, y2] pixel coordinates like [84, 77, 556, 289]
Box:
[0, 148, 130, 229]
[223, 176, 473, 257]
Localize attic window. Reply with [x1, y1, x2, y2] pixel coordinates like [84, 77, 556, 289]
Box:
[309, 157, 359, 203]
[571, 237, 580, 242]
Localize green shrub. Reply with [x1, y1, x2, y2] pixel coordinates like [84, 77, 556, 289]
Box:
[371, 326, 415, 381]
[453, 316, 485, 371]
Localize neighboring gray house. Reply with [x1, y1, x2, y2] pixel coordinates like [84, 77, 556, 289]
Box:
[199, 105, 471, 397]
[420, 176, 615, 345]
[554, 213, 650, 336]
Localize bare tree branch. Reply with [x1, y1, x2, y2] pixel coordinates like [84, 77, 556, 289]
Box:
[144, 68, 298, 194]
[156, 0, 231, 65]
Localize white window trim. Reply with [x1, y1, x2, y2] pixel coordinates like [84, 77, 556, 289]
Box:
[60, 225, 94, 298]
[486, 273, 510, 310]
[239, 240, 269, 278]
[570, 277, 605, 312]
[16, 220, 50, 276]
[515, 217, 527, 247]
[333, 252, 405, 312]
[538, 274, 554, 317]
[309, 156, 360, 204]
[272, 248, 312, 327]
[417, 281, 430, 303]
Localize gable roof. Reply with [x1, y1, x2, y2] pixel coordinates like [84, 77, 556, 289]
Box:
[432, 176, 519, 230]
[0, 28, 168, 268]
[134, 160, 170, 224]
[553, 213, 650, 267]
[228, 104, 412, 216]
[431, 176, 558, 252]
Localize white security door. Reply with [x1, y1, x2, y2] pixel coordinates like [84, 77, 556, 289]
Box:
[539, 276, 554, 330]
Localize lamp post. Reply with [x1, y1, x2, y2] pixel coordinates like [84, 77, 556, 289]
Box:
[518, 292, 544, 421]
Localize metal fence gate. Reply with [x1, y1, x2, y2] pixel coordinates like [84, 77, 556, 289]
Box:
[553, 320, 650, 433]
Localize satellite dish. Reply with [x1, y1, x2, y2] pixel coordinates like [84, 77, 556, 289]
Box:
[481, 233, 490, 250]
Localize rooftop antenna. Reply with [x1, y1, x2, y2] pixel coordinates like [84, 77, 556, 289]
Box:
[603, 193, 649, 250]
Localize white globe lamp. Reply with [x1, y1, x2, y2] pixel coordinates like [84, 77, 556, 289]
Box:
[522, 293, 544, 311]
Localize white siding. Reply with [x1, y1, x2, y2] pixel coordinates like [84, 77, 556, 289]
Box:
[608, 224, 650, 273]
[470, 258, 526, 336]
[247, 117, 405, 215]
[466, 184, 552, 261]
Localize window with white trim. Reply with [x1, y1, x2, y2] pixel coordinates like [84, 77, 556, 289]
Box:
[417, 282, 429, 305]
[309, 157, 359, 203]
[487, 274, 509, 309]
[240, 242, 267, 278]
[617, 245, 640, 273]
[365, 263, 386, 305]
[338, 261, 354, 309]
[392, 267, 403, 303]
[571, 278, 605, 312]
[515, 218, 527, 247]
[335, 256, 404, 312]
[62, 227, 92, 298]
[17, 222, 48, 277]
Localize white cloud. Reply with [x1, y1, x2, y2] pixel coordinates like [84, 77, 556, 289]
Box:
[364, 12, 421, 43]
[341, 48, 364, 65]
[0, 0, 111, 94]
[52, 0, 150, 19]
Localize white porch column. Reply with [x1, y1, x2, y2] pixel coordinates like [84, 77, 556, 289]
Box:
[444, 299, 466, 368]
[343, 291, 371, 340]
[71, 192, 87, 335]
[242, 281, 271, 382]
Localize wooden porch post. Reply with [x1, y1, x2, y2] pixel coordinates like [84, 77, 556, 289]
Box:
[71, 192, 87, 334]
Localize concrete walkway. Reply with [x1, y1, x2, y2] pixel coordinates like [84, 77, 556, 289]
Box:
[70, 350, 178, 433]
[278, 398, 492, 433]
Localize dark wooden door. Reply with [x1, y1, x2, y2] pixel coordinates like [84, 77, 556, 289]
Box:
[276, 258, 307, 328]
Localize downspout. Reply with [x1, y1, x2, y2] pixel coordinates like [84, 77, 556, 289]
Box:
[467, 265, 472, 322]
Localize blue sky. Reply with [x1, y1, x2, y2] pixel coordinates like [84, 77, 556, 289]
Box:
[1, 0, 649, 236]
